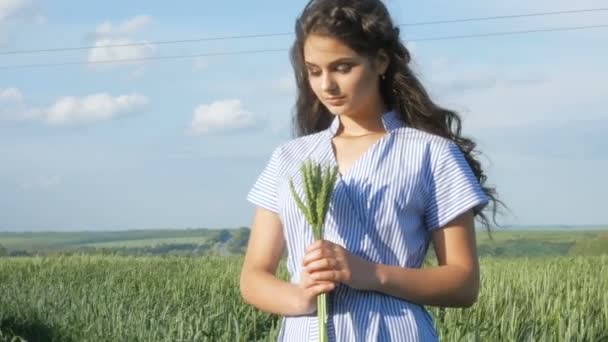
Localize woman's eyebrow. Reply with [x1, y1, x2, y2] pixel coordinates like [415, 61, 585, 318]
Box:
[305, 58, 356, 68]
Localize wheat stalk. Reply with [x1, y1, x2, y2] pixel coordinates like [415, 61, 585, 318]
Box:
[289, 159, 338, 342]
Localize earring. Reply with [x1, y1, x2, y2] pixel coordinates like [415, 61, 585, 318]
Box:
[381, 74, 386, 80]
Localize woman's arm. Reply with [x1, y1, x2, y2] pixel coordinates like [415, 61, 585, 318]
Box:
[240, 207, 336, 316]
[372, 209, 480, 307]
[239, 207, 303, 316]
[303, 209, 480, 308]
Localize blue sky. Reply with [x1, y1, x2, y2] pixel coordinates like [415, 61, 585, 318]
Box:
[0, 0, 606, 231]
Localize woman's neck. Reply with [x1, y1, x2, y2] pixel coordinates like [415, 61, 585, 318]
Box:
[335, 104, 388, 137]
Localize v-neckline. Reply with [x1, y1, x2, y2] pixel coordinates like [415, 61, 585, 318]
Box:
[328, 132, 389, 181]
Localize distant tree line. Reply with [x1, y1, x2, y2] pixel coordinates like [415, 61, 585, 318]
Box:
[0, 227, 251, 258]
[0, 243, 36, 257]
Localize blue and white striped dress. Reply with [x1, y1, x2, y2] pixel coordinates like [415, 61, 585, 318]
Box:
[247, 109, 489, 341]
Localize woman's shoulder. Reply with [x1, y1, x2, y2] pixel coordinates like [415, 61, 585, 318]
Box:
[394, 126, 455, 152]
[270, 131, 327, 159]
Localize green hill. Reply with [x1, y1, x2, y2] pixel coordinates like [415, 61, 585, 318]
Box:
[1, 227, 606, 258]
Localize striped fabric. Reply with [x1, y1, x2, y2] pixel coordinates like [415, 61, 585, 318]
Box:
[247, 109, 489, 341]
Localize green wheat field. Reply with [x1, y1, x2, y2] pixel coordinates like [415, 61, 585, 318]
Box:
[0, 228, 607, 341]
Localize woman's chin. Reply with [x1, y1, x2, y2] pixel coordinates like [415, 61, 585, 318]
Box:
[325, 103, 348, 115]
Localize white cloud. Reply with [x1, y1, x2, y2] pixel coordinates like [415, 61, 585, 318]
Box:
[94, 15, 152, 37]
[189, 99, 263, 135]
[417, 57, 606, 130]
[0, 87, 40, 121]
[87, 38, 157, 64]
[0, 0, 29, 23]
[0, 88, 148, 126]
[45, 93, 148, 126]
[87, 15, 156, 69]
[0, 0, 44, 46]
[0, 87, 23, 102]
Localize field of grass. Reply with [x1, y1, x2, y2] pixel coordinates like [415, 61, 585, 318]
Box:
[79, 236, 213, 248]
[475, 229, 608, 258]
[0, 229, 221, 253]
[1, 255, 606, 341]
[2, 228, 607, 258]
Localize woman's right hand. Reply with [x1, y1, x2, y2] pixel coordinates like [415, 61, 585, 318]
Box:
[296, 268, 337, 315]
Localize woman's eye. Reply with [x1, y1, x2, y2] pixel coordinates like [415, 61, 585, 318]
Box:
[307, 69, 321, 77]
[336, 64, 352, 73]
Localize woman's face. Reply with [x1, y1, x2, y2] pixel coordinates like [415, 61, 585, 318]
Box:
[303, 34, 387, 118]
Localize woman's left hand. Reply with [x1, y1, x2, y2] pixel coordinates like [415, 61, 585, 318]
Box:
[302, 239, 378, 291]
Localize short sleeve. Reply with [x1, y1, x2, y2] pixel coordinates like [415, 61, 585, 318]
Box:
[246, 146, 282, 213]
[424, 141, 490, 231]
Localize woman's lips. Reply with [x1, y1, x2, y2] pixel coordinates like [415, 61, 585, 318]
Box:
[325, 96, 345, 105]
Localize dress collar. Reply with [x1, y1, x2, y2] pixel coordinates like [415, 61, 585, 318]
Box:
[327, 109, 405, 137]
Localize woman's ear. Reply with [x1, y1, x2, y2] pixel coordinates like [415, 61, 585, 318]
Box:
[375, 49, 390, 76]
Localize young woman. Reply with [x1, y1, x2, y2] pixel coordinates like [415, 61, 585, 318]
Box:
[240, 0, 503, 341]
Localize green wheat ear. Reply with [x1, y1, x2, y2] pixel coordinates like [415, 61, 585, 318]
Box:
[288, 158, 338, 342]
[289, 159, 338, 239]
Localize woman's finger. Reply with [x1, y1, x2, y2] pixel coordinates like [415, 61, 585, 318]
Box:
[301, 267, 334, 286]
[305, 257, 338, 272]
[305, 278, 336, 288]
[310, 270, 341, 283]
[303, 247, 334, 266]
[306, 282, 335, 297]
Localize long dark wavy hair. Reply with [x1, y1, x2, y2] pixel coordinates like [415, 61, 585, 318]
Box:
[289, 0, 506, 231]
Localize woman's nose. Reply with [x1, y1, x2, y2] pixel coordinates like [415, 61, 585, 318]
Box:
[321, 73, 337, 93]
